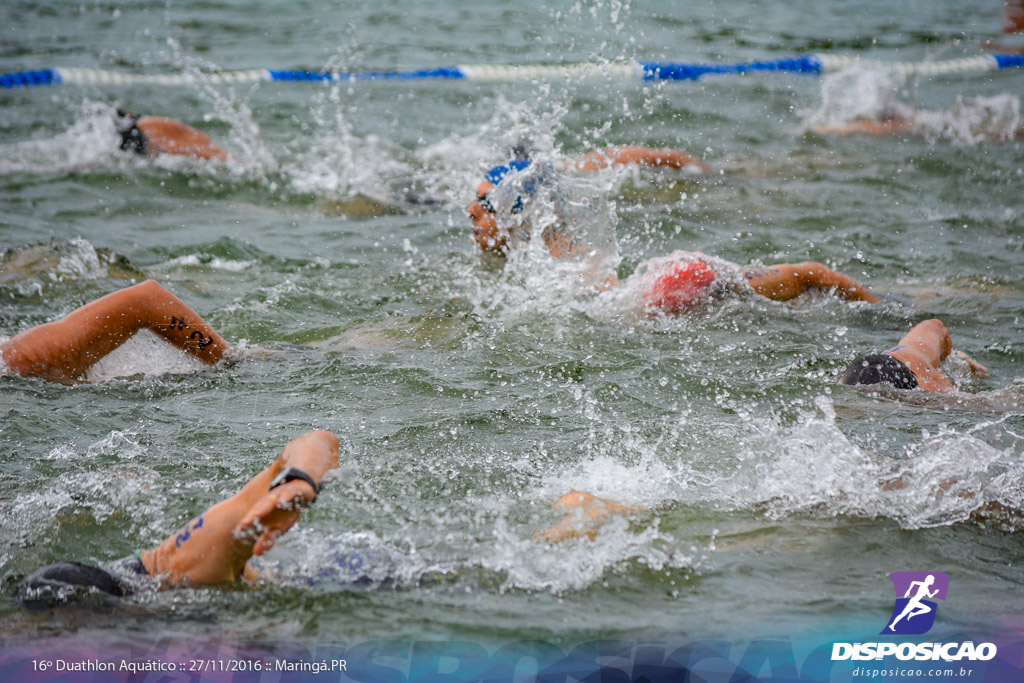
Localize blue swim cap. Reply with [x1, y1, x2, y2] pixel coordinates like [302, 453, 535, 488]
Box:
[485, 158, 532, 185]
[483, 159, 538, 217]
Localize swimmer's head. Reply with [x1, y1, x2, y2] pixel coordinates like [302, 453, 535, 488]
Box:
[22, 561, 131, 607]
[114, 108, 137, 129]
[114, 108, 147, 154]
[839, 354, 918, 390]
[642, 259, 717, 314]
[467, 158, 533, 254]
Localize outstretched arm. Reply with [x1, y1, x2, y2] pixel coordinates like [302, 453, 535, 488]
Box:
[574, 146, 708, 173]
[535, 490, 640, 543]
[0, 279, 233, 382]
[137, 117, 230, 161]
[742, 262, 881, 303]
[140, 430, 340, 587]
[810, 118, 915, 137]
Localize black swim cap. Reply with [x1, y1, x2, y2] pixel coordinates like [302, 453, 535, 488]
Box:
[25, 561, 130, 598]
[839, 354, 918, 390]
[114, 109, 148, 154]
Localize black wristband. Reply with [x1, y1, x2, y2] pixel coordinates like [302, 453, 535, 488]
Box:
[269, 467, 321, 499]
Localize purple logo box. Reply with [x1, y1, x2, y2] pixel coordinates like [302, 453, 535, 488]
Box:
[882, 571, 950, 636]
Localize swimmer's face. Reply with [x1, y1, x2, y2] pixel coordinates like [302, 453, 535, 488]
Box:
[467, 180, 506, 254]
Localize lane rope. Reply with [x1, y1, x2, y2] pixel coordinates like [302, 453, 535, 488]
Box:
[1, 54, 1020, 88]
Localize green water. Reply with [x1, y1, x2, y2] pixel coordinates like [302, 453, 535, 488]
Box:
[1, 0, 1023, 653]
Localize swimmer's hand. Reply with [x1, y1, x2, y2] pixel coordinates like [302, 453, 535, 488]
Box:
[956, 350, 990, 379]
[234, 480, 316, 556]
[219, 345, 245, 368]
[879, 292, 914, 308]
[584, 268, 620, 293]
[534, 490, 641, 543]
[238, 341, 312, 362]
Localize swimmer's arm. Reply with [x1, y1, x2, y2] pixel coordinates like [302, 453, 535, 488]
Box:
[741, 267, 781, 290]
[742, 262, 881, 303]
[810, 119, 912, 137]
[574, 146, 709, 173]
[541, 224, 579, 259]
[538, 225, 619, 290]
[141, 431, 339, 587]
[885, 319, 964, 393]
[236, 432, 339, 558]
[0, 279, 232, 382]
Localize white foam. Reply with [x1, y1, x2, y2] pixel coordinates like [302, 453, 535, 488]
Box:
[160, 253, 256, 272]
[803, 68, 913, 129]
[51, 237, 109, 281]
[912, 94, 1022, 144]
[85, 329, 208, 382]
[480, 516, 695, 593]
[734, 395, 1024, 528]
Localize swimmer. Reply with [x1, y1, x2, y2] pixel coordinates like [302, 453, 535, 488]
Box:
[25, 430, 339, 597]
[469, 153, 881, 311]
[635, 255, 882, 315]
[840, 318, 989, 393]
[0, 279, 233, 383]
[467, 146, 707, 256]
[809, 100, 1024, 142]
[115, 108, 230, 161]
[810, 114, 1024, 140]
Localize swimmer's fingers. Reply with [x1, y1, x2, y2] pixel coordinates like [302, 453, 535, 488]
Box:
[956, 351, 990, 379]
[235, 481, 314, 556]
[247, 501, 301, 556]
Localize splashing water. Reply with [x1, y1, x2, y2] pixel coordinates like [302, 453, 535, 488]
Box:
[805, 69, 1022, 144]
[0, 238, 147, 305]
[804, 69, 915, 129]
[85, 329, 209, 382]
[912, 94, 1023, 144]
[162, 37, 277, 175]
[733, 396, 1024, 529]
[0, 102, 128, 174]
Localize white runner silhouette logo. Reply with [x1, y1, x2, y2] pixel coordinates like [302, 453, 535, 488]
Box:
[882, 571, 949, 636]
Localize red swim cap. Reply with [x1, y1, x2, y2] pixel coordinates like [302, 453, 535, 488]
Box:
[643, 260, 716, 314]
